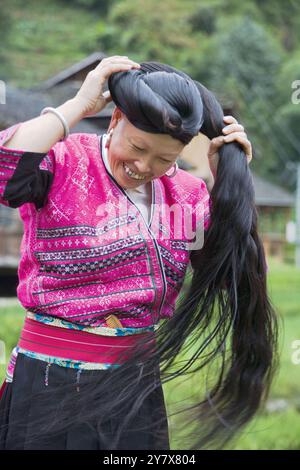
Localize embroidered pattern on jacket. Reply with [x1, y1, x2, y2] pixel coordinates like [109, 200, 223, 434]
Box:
[36, 215, 136, 239]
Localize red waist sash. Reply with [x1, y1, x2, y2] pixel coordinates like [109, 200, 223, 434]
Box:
[18, 317, 156, 365]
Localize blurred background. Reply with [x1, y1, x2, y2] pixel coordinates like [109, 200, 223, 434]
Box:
[0, 0, 300, 450]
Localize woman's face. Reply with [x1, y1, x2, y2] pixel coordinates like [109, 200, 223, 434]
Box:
[106, 108, 185, 189]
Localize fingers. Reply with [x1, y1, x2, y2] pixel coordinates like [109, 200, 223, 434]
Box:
[222, 116, 252, 162]
[222, 123, 244, 134]
[207, 136, 224, 158]
[100, 56, 140, 67]
[94, 56, 141, 77]
[223, 132, 252, 162]
[209, 133, 252, 162]
[223, 115, 238, 125]
[208, 116, 253, 166]
[223, 131, 246, 142]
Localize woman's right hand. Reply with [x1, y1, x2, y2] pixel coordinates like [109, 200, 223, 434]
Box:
[74, 55, 141, 118]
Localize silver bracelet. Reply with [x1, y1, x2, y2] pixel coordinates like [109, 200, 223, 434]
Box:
[40, 107, 70, 141]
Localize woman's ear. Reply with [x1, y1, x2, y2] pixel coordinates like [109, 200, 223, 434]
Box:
[108, 107, 121, 132]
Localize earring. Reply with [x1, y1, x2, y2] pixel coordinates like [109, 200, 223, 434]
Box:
[165, 161, 178, 178]
[105, 127, 114, 148]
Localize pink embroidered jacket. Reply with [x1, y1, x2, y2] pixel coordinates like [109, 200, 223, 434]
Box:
[0, 123, 211, 328]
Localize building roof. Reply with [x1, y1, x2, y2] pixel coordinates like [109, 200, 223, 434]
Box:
[251, 173, 295, 207]
[0, 83, 109, 134]
[31, 52, 107, 91]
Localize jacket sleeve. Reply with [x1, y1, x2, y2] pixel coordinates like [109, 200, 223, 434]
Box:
[0, 123, 55, 210]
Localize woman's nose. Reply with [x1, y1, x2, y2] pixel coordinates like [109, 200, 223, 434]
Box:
[134, 159, 152, 175]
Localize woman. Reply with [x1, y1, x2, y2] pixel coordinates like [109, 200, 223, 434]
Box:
[0, 56, 277, 450]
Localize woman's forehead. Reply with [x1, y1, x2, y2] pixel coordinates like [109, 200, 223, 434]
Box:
[123, 118, 184, 154]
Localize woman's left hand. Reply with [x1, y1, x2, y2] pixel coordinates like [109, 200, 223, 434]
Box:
[207, 115, 252, 178]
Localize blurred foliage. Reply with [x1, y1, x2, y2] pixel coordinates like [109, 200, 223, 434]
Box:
[201, 18, 284, 185]
[57, 0, 115, 14]
[93, 0, 300, 192]
[96, 0, 200, 68]
[0, 2, 14, 79]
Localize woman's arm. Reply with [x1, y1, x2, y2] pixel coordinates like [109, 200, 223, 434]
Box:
[4, 56, 140, 154]
[4, 98, 87, 153]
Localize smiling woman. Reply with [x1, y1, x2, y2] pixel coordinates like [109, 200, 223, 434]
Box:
[104, 112, 185, 187]
[0, 56, 277, 450]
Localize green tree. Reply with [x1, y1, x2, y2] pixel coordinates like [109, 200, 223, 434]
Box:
[252, 0, 300, 51]
[273, 53, 300, 190]
[95, 0, 202, 70]
[202, 18, 289, 186]
[58, 0, 114, 14]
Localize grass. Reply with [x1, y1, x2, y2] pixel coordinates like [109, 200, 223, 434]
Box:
[0, 303, 25, 382]
[163, 257, 300, 449]
[0, 257, 300, 449]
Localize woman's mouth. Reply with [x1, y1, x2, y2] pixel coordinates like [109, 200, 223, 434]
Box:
[123, 162, 146, 180]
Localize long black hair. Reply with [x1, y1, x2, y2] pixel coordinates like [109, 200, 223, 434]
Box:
[1, 62, 279, 450]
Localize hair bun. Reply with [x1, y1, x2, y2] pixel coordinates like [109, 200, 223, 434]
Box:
[107, 61, 204, 144]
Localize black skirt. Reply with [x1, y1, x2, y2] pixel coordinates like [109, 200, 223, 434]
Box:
[0, 352, 170, 450]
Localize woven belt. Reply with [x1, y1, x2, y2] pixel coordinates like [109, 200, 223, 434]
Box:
[18, 315, 157, 365]
[26, 311, 159, 336]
